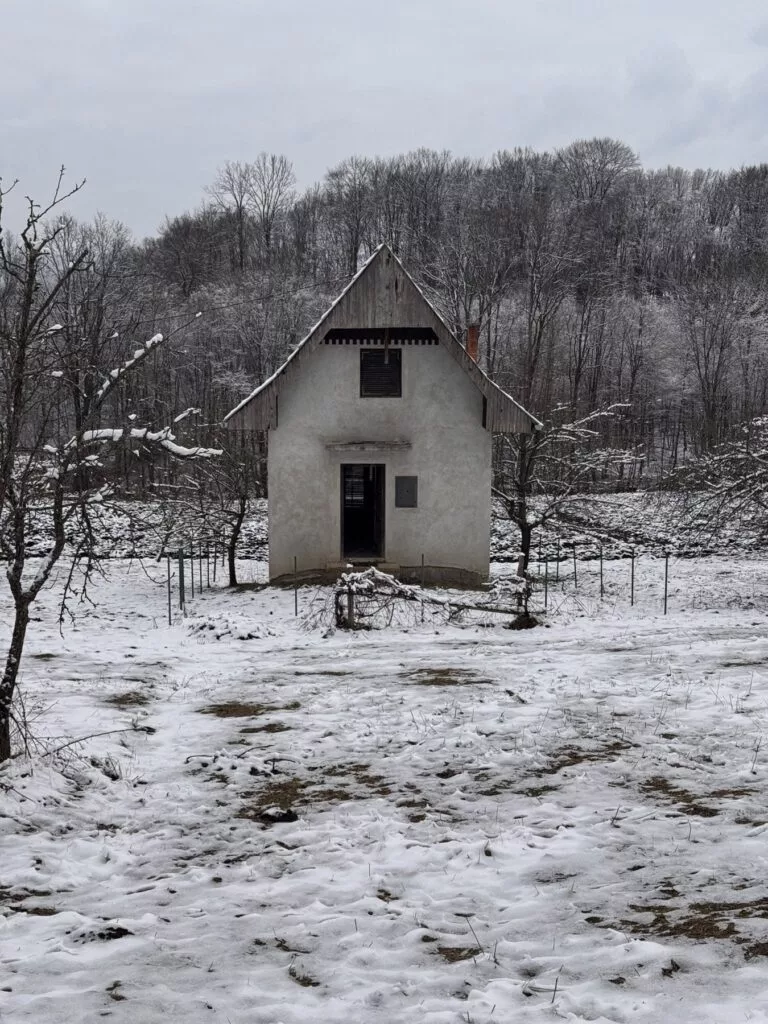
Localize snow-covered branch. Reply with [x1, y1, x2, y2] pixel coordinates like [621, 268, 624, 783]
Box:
[71, 426, 221, 460]
[93, 332, 164, 406]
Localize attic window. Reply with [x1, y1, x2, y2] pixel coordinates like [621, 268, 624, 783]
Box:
[360, 349, 402, 397]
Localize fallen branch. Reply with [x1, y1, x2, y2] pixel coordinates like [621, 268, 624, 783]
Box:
[333, 566, 531, 628]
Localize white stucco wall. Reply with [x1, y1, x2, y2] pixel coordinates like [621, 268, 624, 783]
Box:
[268, 340, 492, 581]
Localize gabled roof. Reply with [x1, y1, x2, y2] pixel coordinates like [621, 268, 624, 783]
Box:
[224, 244, 541, 433]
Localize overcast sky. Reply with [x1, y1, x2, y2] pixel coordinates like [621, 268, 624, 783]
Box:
[1, 0, 767, 238]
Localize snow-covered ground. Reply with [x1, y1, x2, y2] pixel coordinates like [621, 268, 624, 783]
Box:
[2, 556, 768, 1023]
[23, 490, 768, 567]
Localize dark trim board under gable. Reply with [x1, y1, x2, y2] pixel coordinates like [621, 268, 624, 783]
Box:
[323, 327, 439, 345]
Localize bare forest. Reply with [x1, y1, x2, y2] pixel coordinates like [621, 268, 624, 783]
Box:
[149, 141, 768, 473]
[5, 140, 768, 492]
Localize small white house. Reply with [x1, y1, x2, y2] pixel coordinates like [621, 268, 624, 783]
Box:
[224, 245, 540, 585]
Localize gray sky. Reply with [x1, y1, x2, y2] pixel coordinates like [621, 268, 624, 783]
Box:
[1, 0, 767, 238]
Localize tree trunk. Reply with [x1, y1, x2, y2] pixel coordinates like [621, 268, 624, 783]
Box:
[514, 433, 534, 570]
[519, 520, 533, 570]
[0, 599, 30, 763]
[227, 497, 247, 587]
[237, 208, 246, 272]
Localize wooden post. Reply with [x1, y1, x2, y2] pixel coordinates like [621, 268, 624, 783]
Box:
[178, 549, 185, 609]
[544, 558, 548, 610]
[294, 556, 298, 617]
[538, 533, 542, 572]
[190, 542, 194, 598]
[347, 587, 355, 628]
[212, 540, 217, 583]
[167, 555, 172, 626]
[199, 541, 203, 592]
[599, 545, 604, 598]
[421, 553, 425, 623]
[556, 540, 560, 581]
[206, 543, 210, 588]
[664, 552, 669, 615]
[572, 545, 577, 590]
[630, 548, 635, 607]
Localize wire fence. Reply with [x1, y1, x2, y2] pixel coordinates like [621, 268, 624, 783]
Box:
[530, 545, 668, 612]
[163, 537, 231, 624]
[518, 542, 768, 617]
[162, 537, 768, 627]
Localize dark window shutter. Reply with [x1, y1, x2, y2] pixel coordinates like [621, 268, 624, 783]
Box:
[395, 476, 418, 508]
[360, 349, 402, 397]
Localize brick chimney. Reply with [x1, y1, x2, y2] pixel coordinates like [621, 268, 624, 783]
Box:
[466, 323, 479, 362]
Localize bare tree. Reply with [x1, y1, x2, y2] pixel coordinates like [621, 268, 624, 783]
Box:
[151, 208, 227, 295]
[248, 153, 295, 257]
[671, 414, 768, 540]
[187, 438, 263, 586]
[556, 137, 638, 203]
[494, 406, 636, 565]
[206, 160, 258, 273]
[324, 156, 373, 276]
[0, 173, 218, 762]
[676, 274, 753, 450]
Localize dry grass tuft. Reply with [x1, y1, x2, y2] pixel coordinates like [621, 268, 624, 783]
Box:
[436, 946, 481, 963]
[200, 700, 300, 718]
[105, 690, 151, 708]
[640, 776, 718, 818]
[324, 761, 392, 796]
[534, 740, 635, 777]
[288, 963, 320, 987]
[8, 904, 58, 916]
[407, 668, 491, 687]
[613, 892, 768, 949]
[240, 722, 292, 734]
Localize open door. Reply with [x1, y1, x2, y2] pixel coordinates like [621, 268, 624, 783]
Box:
[341, 464, 385, 559]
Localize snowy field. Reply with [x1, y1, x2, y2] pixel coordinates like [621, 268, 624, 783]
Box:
[2, 556, 768, 1022]
[25, 491, 767, 568]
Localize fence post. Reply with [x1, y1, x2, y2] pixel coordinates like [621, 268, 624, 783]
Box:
[600, 545, 604, 599]
[178, 549, 185, 609]
[664, 552, 669, 615]
[630, 548, 635, 607]
[544, 558, 548, 610]
[206, 542, 210, 588]
[167, 555, 172, 625]
[189, 541, 195, 598]
[572, 544, 577, 590]
[347, 586, 355, 628]
[199, 541, 203, 593]
[421, 553, 425, 623]
[556, 540, 560, 581]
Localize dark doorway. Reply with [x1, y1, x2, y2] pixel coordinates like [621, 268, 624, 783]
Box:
[341, 464, 385, 559]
